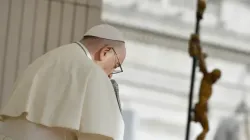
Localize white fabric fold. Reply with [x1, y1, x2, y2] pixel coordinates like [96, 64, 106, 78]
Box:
[0, 43, 124, 140]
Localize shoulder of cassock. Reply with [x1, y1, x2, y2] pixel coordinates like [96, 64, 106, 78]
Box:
[0, 43, 124, 140]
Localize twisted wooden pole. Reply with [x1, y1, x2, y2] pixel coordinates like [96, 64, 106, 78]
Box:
[185, 0, 206, 140]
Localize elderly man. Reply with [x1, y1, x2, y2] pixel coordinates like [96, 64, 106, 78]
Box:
[0, 24, 126, 140]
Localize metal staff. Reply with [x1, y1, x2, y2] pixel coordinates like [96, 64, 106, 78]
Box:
[185, 0, 206, 140]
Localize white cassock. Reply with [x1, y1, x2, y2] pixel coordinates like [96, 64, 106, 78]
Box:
[0, 42, 124, 140]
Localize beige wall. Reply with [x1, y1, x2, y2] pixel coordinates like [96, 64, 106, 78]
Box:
[0, 0, 102, 107]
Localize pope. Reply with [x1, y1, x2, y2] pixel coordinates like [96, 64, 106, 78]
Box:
[0, 24, 126, 140]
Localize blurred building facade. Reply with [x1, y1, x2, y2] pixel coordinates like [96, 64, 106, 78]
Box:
[0, 0, 102, 106]
[102, 0, 250, 140]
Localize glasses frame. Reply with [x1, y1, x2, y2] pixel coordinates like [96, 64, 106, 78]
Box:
[111, 48, 123, 74]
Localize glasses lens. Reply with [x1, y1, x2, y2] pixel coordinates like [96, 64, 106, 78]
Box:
[112, 67, 122, 74]
[111, 48, 123, 74]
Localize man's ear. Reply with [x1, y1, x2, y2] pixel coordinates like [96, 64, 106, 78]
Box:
[99, 47, 112, 61]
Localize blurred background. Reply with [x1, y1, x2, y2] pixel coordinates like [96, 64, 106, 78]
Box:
[1, 0, 250, 140]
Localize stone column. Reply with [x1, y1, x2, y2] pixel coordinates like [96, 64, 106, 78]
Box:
[0, 0, 102, 107]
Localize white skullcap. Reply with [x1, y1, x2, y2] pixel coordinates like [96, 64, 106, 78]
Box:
[84, 24, 124, 42]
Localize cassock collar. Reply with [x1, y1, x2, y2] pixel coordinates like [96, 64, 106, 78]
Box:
[76, 41, 92, 60]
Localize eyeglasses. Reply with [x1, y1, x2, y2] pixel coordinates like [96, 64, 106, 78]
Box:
[111, 48, 123, 74]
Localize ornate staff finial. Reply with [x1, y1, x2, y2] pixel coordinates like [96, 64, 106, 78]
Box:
[197, 0, 206, 19]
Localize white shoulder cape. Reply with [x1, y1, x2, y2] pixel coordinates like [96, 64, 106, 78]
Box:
[0, 43, 124, 140]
